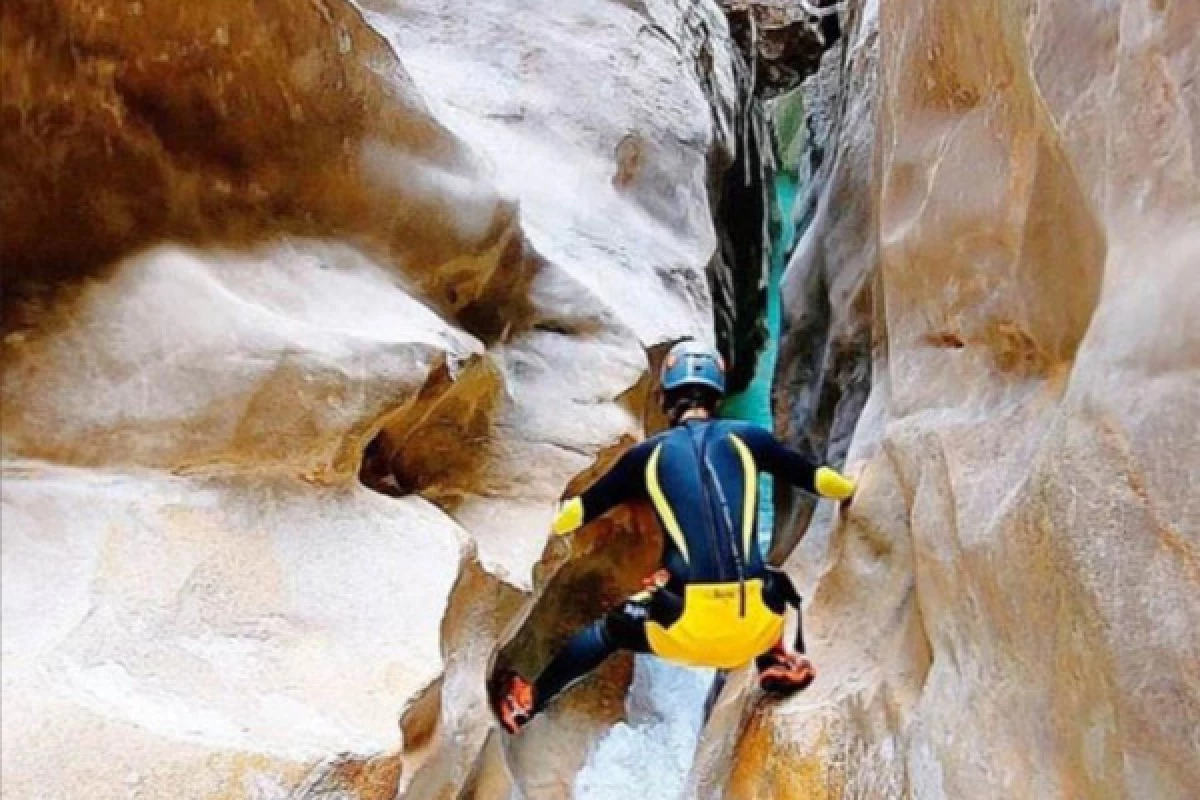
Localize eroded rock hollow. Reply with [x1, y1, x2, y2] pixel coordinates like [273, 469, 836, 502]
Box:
[2, 0, 1196, 798]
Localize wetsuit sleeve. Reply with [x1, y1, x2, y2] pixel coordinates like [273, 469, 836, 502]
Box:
[551, 440, 654, 535]
[734, 424, 856, 500]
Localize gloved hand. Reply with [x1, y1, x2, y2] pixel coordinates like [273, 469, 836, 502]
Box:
[814, 466, 856, 501]
[551, 497, 584, 536]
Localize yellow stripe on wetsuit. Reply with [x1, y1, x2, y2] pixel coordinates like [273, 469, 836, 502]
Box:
[646, 444, 690, 564]
[728, 434, 758, 559]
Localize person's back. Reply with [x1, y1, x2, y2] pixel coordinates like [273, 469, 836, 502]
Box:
[576, 418, 770, 587]
[491, 341, 857, 733]
[647, 419, 767, 588]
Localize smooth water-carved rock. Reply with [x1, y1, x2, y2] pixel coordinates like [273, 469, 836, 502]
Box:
[698, 0, 1200, 797]
[0, 241, 477, 798]
[0, 0, 526, 334]
[1, 0, 735, 798]
[2, 244, 481, 472]
[1, 462, 467, 799]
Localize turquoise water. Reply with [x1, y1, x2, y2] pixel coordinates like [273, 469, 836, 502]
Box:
[721, 174, 799, 559]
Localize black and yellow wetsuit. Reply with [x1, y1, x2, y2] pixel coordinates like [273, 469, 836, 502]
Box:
[532, 418, 853, 712]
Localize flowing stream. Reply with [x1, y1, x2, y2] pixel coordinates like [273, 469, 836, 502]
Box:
[573, 657, 714, 799]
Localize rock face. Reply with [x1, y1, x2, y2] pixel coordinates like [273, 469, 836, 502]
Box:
[1, 0, 739, 797]
[8, 0, 1194, 796]
[699, 0, 1200, 797]
[0, 0, 527, 335]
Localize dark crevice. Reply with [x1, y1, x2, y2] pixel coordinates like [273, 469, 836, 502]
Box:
[765, 0, 878, 569]
[704, 35, 772, 395]
[925, 331, 966, 349]
[532, 319, 576, 336]
[701, 1, 847, 395]
[358, 354, 503, 511]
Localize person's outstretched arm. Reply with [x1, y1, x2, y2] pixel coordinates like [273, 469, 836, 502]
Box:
[551, 439, 655, 535]
[734, 424, 856, 500]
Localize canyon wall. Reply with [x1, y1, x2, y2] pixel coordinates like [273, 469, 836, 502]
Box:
[1, 1, 743, 797]
[5, 0, 1195, 797]
[701, 0, 1200, 797]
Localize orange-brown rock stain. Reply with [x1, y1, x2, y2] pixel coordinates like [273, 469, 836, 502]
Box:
[1, 0, 528, 335]
[727, 708, 844, 800]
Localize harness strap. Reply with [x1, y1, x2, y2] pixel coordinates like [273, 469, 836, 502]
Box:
[766, 568, 807, 653]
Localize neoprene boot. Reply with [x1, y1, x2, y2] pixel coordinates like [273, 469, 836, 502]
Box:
[491, 670, 536, 734]
[757, 643, 816, 694]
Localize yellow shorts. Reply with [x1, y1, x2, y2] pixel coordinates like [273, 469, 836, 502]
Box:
[645, 579, 784, 669]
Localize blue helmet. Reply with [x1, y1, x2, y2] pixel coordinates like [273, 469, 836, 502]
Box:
[661, 340, 726, 396]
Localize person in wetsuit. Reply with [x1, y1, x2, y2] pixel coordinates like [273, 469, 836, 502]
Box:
[493, 340, 857, 734]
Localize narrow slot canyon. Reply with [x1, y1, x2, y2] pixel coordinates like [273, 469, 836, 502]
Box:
[2, 1, 1197, 799]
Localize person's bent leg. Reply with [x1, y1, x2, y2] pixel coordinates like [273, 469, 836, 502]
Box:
[532, 595, 652, 713]
[532, 620, 613, 713]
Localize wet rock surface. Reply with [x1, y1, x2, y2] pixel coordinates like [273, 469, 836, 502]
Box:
[696, 0, 1200, 797]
